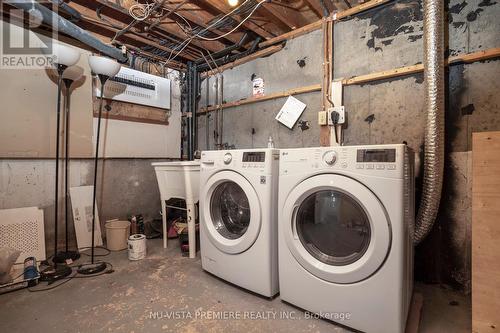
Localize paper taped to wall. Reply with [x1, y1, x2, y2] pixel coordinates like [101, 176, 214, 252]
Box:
[275, 96, 306, 129]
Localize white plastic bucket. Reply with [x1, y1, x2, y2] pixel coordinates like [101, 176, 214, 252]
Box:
[128, 234, 146, 260]
[105, 220, 130, 251]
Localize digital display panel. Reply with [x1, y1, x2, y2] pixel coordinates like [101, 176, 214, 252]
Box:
[356, 149, 396, 163]
[243, 152, 266, 162]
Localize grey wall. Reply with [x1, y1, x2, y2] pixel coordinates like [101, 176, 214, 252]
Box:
[0, 72, 182, 259]
[198, 29, 324, 150]
[197, 0, 500, 292]
[0, 159, 167, 256]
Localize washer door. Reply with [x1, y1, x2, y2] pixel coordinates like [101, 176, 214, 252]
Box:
[202, 170, 261, 254]
[283, 174, 391, 284]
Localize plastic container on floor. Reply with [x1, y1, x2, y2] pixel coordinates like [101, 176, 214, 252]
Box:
[105, 220, 130, 251]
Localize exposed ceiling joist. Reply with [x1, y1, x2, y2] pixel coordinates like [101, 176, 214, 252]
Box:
[5, 0, 365, 67]
[199, 0, 279, 39]
[303, 0, 327, 18]
[78, 0, 227, 53]
[261, 1, 311, 30]
[68, 2, 197, 61]
[171, 2, 246, 46]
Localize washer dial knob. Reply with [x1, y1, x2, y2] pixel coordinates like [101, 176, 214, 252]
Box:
[323, 151, 337, 165]
[223, 153, 232, 164]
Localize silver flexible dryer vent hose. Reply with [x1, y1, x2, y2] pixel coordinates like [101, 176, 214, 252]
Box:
[414, 0, 445, 244]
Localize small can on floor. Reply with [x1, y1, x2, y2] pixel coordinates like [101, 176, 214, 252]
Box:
[128, 234, 147, 260]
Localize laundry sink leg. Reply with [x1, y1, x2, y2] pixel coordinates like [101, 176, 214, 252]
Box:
[161, 199, 167, 249]
[187, 202, 196, 258]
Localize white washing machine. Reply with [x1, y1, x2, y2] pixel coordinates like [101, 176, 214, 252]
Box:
[200, 149, 280, 297]
[278, 144, 414, 333]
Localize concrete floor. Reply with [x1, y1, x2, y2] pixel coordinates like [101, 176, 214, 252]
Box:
[0, 239, 471, 332]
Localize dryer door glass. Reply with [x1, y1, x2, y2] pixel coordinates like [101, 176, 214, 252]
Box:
[296, 190, 371, 266]
[210, 181, 251, 239]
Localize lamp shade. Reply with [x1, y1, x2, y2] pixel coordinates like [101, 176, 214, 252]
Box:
[52, 42, 81, 67]
[88, 56, 121, 78]
[62, 65, 84, 82]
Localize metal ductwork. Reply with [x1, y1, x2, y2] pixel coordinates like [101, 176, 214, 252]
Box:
[414, 0, 445, 244]
[8, 0, 127, 62]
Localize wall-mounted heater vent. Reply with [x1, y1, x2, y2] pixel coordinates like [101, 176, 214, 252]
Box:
[95, 67, 171, 109]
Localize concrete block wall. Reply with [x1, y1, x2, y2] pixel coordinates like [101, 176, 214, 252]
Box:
[197, 0, 500, 292]
[0, 159, 166, 255]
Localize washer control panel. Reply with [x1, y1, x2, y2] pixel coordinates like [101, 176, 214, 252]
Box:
[322, 151, 337, 165]
[242, 151, 266, 169]
[201, 149, 278, 175]
[223, 153, 232, 164]
[243, 151, 266, 162]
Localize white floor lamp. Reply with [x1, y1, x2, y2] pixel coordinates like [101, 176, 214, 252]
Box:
[53, 65, 84, 264]
[77, 56, 121, 275]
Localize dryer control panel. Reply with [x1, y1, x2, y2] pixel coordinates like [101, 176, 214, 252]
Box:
[280, 144, 410, 179]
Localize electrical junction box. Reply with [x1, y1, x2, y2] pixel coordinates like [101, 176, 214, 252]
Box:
[95, 67, 171, 110]
[328, 106, 346, 125]
[318, 111, 328, 125]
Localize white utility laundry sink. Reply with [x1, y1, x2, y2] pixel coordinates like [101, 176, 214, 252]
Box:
[152, 161, 200, 258]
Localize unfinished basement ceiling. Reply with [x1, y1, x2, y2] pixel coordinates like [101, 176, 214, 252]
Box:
[1, 0, 360, 70]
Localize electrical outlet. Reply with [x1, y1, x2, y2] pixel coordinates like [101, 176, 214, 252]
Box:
[328, 106, 346, 125]
[318, 111, 328, 125]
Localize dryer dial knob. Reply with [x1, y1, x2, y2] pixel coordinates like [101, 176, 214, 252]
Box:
[323, 151, 337, 165]
[223, 153, 232, 164]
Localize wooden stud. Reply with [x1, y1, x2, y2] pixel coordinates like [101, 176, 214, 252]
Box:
[200, 44, 284, 78]
[335, 0, 390, 20]
[259, 20, 323, 48]
[199, 84, 321, 114]
[472, 131, 500, 333]
[93, 98, 170, 125]
[320, 18, 333, 147]
[198, 47, 500, 113]
[342, 47, 500, 85]
[259, 0, 391, 48]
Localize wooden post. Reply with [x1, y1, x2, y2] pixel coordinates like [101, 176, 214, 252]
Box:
[320, 18, 333, 147]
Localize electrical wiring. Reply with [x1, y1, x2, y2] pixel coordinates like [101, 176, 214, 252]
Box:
[195, 0, 253, 34]
[135, 0, 258, 65]
[112, 0, 167, 43]
[78, 246, 111, 257]
[28, 273, 75, 292]
[173, 0, 254, 42]
[164, 38, 193, 66]
[172, 11, 192, 31]
[129, 2, 156, 21]
[27, 262, 114, 292]
[111, 19, 136, 43]
[163, 0, 263, 66]
[194, 1, 265, 41]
